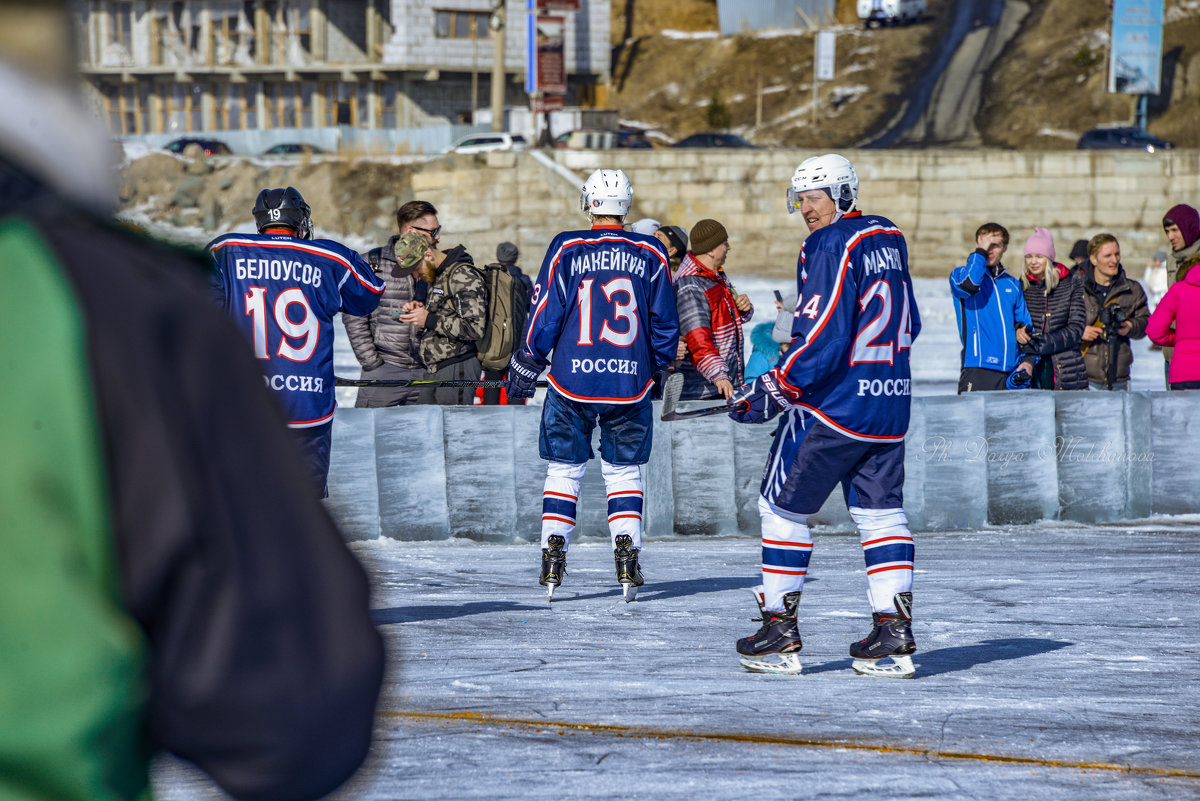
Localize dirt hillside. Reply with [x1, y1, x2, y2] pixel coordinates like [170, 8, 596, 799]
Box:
[611, 0, 1200, 148]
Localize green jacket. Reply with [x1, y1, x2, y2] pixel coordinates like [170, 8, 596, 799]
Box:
[0, 189, 383, 801]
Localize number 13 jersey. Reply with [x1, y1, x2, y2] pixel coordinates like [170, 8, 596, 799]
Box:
[523, 225, 680, 404]
[208, 232, 384, 427]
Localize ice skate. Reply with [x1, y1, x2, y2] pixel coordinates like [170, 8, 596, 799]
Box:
[539, 535, 567, 602]
[613, 535, 644, 602]
[736, 591, 803, 674]
[850, 592, 916, 678]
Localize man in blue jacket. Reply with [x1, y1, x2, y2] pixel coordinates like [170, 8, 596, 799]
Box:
[725, 154, 921, 679]
[950, 222, 1034, 392]
[506, 169, 680, 602]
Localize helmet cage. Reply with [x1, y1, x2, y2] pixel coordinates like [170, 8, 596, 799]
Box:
[786, 155, 858, 220]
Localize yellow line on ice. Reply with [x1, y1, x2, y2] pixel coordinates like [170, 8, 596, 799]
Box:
[380, 709, 1200, 780]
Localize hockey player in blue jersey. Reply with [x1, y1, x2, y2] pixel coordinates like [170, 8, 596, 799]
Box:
[209, 187, 385, 496]
[726, 154, 921, 678]
[506, 169, 680, 602]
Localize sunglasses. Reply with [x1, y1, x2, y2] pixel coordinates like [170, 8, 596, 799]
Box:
[412, 224, 442, 238]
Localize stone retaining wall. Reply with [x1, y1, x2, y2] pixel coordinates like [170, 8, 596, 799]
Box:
[417, 148, 1200, 278]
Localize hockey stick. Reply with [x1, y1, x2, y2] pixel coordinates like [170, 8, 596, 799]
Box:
[659, 372, 747, 421]
[334, 376, 548, 388]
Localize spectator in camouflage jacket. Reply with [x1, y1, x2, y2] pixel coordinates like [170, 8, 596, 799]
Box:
[342, 232, 428, 406]
[396, 233, 488, 404]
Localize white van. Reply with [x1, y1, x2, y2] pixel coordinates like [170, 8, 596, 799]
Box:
[858, 0, 925, 26]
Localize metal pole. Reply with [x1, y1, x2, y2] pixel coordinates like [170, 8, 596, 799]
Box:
[490, 1, 506, 131]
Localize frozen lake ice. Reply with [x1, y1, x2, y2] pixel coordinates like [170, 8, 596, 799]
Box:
[152, 519, 1200, 800]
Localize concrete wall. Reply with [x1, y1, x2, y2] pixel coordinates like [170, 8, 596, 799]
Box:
[324, 391, 1199, 542]
[412, 148, 1200, 278]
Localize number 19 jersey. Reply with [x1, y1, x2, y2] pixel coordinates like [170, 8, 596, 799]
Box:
[523, 225, 680, 404]
[208, 232, 384, 427]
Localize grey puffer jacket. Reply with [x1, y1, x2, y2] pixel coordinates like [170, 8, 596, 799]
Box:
[342, 235, 424, 371]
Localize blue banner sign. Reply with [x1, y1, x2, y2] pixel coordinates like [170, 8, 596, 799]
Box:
[1109, 0, 1164, 94]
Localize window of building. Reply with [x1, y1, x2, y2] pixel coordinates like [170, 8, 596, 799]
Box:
[380, 82, 398, 129]
[106, 1, 134, 54]
[155, 2, 201, 66]
[211, 1, 254, 66]
[300, 82, 316, 127]
[265, 82, 314, 129]
[325, 81, 355, 127]
[215, 83, 245, 130]
[263, 0, 312, 65]
[435, 10, 491, 39]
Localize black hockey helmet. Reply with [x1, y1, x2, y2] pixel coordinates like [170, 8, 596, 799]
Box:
[253, 186, 313, 239]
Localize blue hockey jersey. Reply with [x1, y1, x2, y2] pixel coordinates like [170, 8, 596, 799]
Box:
[209, 232, 384, 427]
[775, 211, 921, 441]
[522, 225, 680, 404]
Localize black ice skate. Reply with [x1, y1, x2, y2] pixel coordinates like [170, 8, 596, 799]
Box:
[736, 591, 803, 674]
[850, 592, 916, 679]
[540, 535, 567, 602]
[613, 535, 644, 602]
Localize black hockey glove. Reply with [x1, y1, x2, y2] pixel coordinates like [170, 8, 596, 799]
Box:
[506, 349, 544, 400]
[727, 370, 798, 425]
[1021, 335, 1053, 356]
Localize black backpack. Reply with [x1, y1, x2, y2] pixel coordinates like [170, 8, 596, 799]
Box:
[476, 263, 531, 371]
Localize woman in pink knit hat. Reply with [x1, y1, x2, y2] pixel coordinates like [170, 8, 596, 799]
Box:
[1016, 227, 1088, 389]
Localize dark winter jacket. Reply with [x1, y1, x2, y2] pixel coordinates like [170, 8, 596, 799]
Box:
[0, 175, 383, 801]
[1019, 263, 1087, 390]
[343, 234, 426, 371]
[1080, 263, 1151, 385]
[418, 244, 488, 372]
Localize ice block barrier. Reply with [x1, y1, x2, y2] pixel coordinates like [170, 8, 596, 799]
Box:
[324, 392, 1199, 541]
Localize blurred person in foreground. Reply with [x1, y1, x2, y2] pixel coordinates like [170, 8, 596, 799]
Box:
[0, 4, 384, 801]
[1015, 227, 1087, 390]
[1079, 233, 1150, 390]
[726, 154, 921, 679]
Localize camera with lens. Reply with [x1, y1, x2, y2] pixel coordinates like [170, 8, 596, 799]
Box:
[1097, 304, 1127, 337]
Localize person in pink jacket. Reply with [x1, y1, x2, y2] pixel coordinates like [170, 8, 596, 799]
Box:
[1146, 267, 1200, 389]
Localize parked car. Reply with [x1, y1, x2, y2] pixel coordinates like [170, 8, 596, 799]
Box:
[1076, 127, 1174, 153]
[858, 0, 925, 26]
[672, 132, 759, 149]
[262, 143, 326, 156]
[617, 129, 653, 149]
[553, 129, 619, 150]
[447, 132, 529, 154]
[163, 137, 232, 156]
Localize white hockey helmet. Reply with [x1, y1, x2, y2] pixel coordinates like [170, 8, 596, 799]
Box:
[787, 154, 858, 220]
[580, 169, 633, 218]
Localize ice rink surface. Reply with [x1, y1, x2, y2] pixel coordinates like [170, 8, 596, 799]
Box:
[154, 519, 1200, 801]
